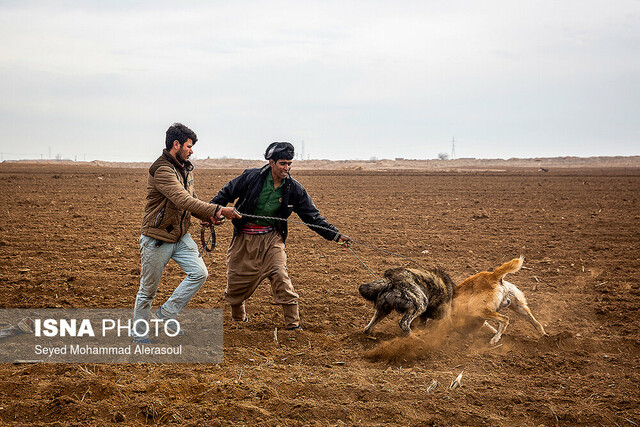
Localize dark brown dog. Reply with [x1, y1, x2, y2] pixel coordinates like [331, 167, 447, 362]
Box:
[452, 256, 546, 344]
[359, 267, 455, 334]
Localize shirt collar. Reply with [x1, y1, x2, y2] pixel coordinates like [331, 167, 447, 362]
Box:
[266, 170, 285, 189]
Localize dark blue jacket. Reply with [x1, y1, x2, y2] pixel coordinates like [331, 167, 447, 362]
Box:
[211, 165, 340, 243]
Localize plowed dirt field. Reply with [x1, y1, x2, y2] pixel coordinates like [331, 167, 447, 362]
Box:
[0, 163, 639, 426]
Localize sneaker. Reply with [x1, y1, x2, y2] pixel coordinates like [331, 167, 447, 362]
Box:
[132, 336, 151, 344]
[285, 325, 303, 331]
[231, 315, 249, 323]
[152, 309, 184, 336]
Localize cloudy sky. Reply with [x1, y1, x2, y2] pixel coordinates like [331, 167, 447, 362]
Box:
[0, 1, 638, 162]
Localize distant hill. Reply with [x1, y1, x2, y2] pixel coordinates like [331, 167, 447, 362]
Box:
[3, 156, 639, 170]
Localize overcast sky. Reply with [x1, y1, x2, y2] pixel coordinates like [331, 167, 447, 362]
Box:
[0, 1, 638, 162]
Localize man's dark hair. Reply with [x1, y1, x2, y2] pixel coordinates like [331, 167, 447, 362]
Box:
[165, 123, 197, 150]
[265, 142, 295, 161]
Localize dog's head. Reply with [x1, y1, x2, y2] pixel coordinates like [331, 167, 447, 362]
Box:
[358, 277, 389, 302]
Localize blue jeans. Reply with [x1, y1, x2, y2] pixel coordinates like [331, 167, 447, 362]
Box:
[133, 233, 207, 337]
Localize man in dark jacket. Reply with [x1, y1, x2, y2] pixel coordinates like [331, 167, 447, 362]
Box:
[211, 142, 351, 330]
[133, 123, 239, 343]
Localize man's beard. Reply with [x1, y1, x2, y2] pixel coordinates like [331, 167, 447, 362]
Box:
[176, 150, 188, 164]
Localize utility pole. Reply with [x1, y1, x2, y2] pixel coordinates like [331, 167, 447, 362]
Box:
[451, 137, 456, 160]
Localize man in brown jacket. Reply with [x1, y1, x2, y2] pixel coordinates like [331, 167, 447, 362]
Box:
[133, 123, 239, 343]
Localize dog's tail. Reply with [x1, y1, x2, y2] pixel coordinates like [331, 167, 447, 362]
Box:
[358, 278, 390, 302]
[491, 256, 524, 280]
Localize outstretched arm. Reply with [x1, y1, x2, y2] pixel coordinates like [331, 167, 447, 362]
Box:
[210, 170, 249, 206]
[294, 187, 350, 246]
[154, 165, 219, 220]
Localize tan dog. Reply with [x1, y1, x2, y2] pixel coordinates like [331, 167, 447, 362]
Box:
[452, 256, 546, 344]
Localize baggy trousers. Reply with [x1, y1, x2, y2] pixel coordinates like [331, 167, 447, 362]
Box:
[225, 231, 299, 326]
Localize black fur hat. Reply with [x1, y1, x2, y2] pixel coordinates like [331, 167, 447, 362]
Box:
[264, 142, 295, 161]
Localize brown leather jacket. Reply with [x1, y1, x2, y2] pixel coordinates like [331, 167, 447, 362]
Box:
[141, 150, 220, 243]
